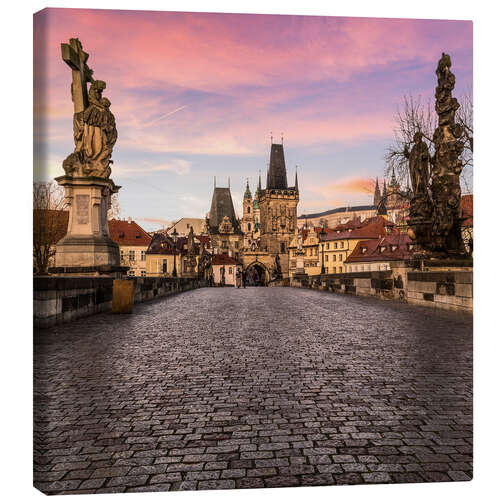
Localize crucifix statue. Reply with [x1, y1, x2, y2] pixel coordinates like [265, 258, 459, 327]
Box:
[53, 38, 122, 274]
[61, 38, 117, 179]
[61, 38, 94, 114]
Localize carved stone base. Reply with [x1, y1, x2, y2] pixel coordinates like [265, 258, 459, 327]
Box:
[54, 175, 122, 275]
[55, 234, 120, 268]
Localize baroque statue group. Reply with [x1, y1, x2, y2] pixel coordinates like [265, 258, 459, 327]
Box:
[406, 53, 468, 258]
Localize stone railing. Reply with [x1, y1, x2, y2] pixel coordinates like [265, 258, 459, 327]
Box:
[34, 276, 206, 328]
[407, 270, 472, 313]
[291, 267, 472, 313]
[291, 271, 401, 300]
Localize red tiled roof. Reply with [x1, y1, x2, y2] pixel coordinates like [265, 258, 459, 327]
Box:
[345, 233, 414, 263]
[109, 219, 152, 246]
[461, 194, 473, 228]
[212, 254, 241, 266]
[322, 216, 394, 242]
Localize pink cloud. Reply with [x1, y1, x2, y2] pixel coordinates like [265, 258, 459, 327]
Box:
[34, 9, 472, 160]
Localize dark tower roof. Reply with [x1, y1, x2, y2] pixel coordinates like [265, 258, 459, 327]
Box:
[373, 177, 381, 206]
[266, 143, 288, 189]
[208, 186, 238, 231]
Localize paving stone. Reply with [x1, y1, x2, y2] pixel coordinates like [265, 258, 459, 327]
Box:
[34, 288, 473, 494]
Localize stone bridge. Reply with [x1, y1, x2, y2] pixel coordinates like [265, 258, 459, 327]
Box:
[34, 287, 472, 494]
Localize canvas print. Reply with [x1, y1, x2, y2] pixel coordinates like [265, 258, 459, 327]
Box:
[33, 8, 473, 495]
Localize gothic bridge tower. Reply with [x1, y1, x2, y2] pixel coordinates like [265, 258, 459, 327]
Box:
[257, 142, 299, 275]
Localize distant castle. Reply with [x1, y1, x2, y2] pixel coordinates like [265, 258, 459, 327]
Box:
[298, 168, 406, 230]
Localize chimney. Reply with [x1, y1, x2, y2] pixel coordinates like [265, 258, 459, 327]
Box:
[128, 217, 132, 224]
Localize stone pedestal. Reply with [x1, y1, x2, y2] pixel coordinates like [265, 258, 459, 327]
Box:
[51, 175, 126, 276]
[295, 251, 305, 275]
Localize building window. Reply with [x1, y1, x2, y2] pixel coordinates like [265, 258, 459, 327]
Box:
[333, 254, 336, 261]
[333, 267, 336, 273]
[141, 270, 146, 276]
[129, 250, 135, 261]
[120, 250, 124, 262]
[162, 259, 167, 273]
[247, 223, 251, 231]
[340, 242, 344, 248]
[339, 254, 343, 261]
[128, 270, 135, 276]
[141, 250, 146, 261]
[229, 267, 233, 274]
[247, 206, 250, 214]
[281, 242, 286, 253]
[234, 241, 239, 249]
[325, 254, 329, 262]
[334, 242, 338, 249]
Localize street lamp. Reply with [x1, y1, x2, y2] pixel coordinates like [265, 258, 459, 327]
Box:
[320, 226, 326, 274]
[172, 228, 178, 277]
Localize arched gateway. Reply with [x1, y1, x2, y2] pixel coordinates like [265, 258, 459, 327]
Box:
[245, 261, 269, 286]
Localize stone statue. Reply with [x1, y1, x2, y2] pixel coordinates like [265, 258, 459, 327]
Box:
[430, 53, 465, 255]
[185, 226, 198, 274]
[272, 253, 282, 279]
[407, 53, 466, 258]
[61, 39, 117, 178]
[53, 39, 122, 274]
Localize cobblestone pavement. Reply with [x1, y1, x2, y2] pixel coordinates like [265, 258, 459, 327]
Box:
[34, 287, 472, 494]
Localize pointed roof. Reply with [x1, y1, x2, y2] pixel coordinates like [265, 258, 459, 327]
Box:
[208, 185, 238, 232]
[266, 143, 288, 189]
[390, 167, 398, 187]
[295, 167, 299, 193]
[373, 177, 381, 206]
[244, 179, 252, 199]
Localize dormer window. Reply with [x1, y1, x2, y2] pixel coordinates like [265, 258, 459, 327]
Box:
[380, 246, 386, 253]
[391, 245, 397, 252]
[361, 246, 367, 254]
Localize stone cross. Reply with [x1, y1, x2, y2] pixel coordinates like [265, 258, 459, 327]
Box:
[61, 38, 94, 113]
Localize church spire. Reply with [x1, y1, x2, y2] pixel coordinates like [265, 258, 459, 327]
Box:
[244, 178, 252, 199]
[295, 166, 299, 193]
[390, 167, 397, 187]
[373, 177, 381, 206]
[258, 170, 262, 191]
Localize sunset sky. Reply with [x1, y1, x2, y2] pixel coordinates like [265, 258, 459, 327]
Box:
[33, 8, 472, 230]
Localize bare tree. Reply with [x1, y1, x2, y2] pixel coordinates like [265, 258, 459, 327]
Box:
[33, 182, 68, 275]
[385, 92, 473, 193]
[107, 192, 121, 220]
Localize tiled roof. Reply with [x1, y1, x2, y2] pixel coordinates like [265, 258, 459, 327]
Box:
[212, 253, 241, 266]
[109, 219, 152, 246]
[267, 143, 289, 190]
[208, 187, 239, 231]
[461, 194, 473, 227]
[345, 233, 414, 263]
[321, 216, 393, 242]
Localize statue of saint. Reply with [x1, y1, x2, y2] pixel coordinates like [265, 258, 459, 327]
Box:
[75, 80, 117, 177]
[404, 131, 430, 198]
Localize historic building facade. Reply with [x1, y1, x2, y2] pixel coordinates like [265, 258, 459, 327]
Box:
[205, 142, 299, 283]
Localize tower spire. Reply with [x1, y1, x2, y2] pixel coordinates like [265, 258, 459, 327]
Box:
[295, 165, 299, 193]
[214, 176, 216, 188]
[373, 176, 381, 206]
[258, 170, 262, 191]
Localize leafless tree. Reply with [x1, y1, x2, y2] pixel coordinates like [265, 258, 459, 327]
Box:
[107, 192, 121, 220]
[385, 92, 473, 193]
[33, 182, 67, 275]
